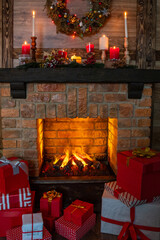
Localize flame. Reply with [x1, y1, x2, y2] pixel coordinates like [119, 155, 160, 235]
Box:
[72, 151, 88, 167]
[61, 149, 70, 168]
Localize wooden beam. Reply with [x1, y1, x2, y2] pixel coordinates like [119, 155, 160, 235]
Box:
[2, 0, 13, 68]
[136, 0, 157, 69]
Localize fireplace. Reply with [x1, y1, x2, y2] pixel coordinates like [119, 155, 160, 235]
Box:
[1, 82, 152, 177]
[37, 117, 117, 177]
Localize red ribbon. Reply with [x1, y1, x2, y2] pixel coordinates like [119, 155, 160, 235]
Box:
[23, 214, 43, 240]
[101, 207, 160, 240]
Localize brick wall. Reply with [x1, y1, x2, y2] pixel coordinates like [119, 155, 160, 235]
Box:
[0, 83, 152, 176]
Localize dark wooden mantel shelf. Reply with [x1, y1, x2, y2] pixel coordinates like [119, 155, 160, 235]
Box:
[0, 68, 160, 99]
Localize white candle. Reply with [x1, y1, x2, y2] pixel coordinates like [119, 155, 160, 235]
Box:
[32, 10, 35, 36]
[124, 12, 128, 38]
[99, 35, 109, 50]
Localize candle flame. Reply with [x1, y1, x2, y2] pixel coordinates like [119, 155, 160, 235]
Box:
[24, 41, 27, 45]
[32, 11, 35, 17]
[124, 11, 127, 18]
[103, 35, 106, 37]
[113, 46, 116, 49]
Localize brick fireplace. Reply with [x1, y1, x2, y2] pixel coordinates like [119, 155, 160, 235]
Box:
[0, 83, 152, 177]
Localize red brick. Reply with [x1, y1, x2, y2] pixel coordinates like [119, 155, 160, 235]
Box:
[23, 129, 37, 138]
[22, 120, 37, 128]
[131, 139, 137, 148]
[99, 105, 108, 118]
[1, 98, 16, 108]
[95, 122, 107, 130]
[139, 98, 152, 107]
[143, 88, 152, 96]
[119, 104, 133, 117]
[57, 147, 81, 154]
[87, 146, 107, 154]
[37, 84, 66, 92]
[132, 129, 150, 137]
[105, 94, 127, 102]
[16, 140, 21, 148]
[57, 104, 67, 118]
[70, 139, 93, 146]
[120, 84, 127, 92]
[135, 108, 151, 117]
[137, 138, 150, 147]
[68, 88, 77, 118]
[89, 84, 120, 92]
[2, 119, 16, 128]
[16, 120, 22, 128]
[2, 140, 16, 148]
[22, 140, 37, 149]
[78, 88, 87, 117]
[2, 129, 21, 138]
[23, 150, 38, 159]
[109, 104, 118, 118]
[3, 149, 23, 158]
[21, 104, 35, 118]
[118, 139, 131, 150]
[118, 119, 132, 128]
[94, 138, 106, 145]
[1, 88, 10, 96]
[89, 93, 103, 103]
[27, 93, 50, 102]
[70, 122, 94, 130]
[51, 93, 66, 103]
[118, 129, 131, 138]
[138, 119, 151, 127]
[1, 109, 19, 118]
[44, 147, 57, 154]
[44, 139, 68, 146]
[44, 122, 70, 130]
[46, 104, 56, 118]
[89, 104, 98, 118]
[44, 131, 57, 138]
[28, 84, 34, 92]
[37, 104, 46, 119]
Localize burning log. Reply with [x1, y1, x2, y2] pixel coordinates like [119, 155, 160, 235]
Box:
[63, 159, 72, 172]
[92, 160, 101, 169]
[53, 155, 65, 170]
[73, 157, 84, 171]
[76, 153, 93, 166]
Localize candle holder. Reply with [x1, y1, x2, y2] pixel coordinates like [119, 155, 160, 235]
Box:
[31, 36, 37, 62]
[124, 37, 130, 65]
[101, 50, 106, 63]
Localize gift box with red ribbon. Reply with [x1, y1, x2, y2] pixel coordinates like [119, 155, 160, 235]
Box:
[40, 190, 62, 219]
[101, 188, 160, 240]
[43, 215, 55, 233]
[117, 149, 160, 200]
[0, 191, 35, 237]
[0, 157, 29, 194]
[0, 187, 32, 211]
[105, 181, 160, 208]
[64, 199, 94, 226]
[55, 213, 96, 240]
[6, 226, 52, 240]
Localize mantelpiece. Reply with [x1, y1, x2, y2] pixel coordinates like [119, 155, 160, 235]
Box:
[0, 68, 160, 99]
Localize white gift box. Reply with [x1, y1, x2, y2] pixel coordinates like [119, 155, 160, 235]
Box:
[22, 213, 43, 240]
[101, 188, 160, 240]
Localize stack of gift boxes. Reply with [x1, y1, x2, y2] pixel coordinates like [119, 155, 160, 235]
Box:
[101, 149, 160, 240]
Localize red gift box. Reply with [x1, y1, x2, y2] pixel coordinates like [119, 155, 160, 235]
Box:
[6, 226, 52, 240]
[64, 199, 94, 226]
[55, 213, 96, 240]
[0, 187, 32, 211]
[40, 193, 62, 219]
[117, 150, 160, 200]
[43, 215, 55, 233]
[0, 191, 35, 237]
[0, 157, 29, 194]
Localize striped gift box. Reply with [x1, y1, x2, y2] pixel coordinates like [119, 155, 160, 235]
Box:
[105, 181, 160, 208]
[55, 213, 96, 240]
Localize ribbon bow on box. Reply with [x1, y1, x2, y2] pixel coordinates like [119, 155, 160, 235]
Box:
[0, 156, 28, 175]
[43, 190, 61, 202]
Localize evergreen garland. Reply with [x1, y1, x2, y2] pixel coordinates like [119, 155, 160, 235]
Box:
[45, 0, 111, 38]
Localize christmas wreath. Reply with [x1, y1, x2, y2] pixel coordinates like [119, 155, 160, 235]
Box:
[45, 0, 111, 38]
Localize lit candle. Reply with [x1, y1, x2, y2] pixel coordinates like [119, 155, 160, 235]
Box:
[86, 43, 94, 53]
[71, 55, 82, 64]
[124, 11, 128, 38]
[110, 46, 119, 60]
[99, 35, 109, 50]
[58, 50, 67, 59]
[22, 41, 30, 55]
[32, 10, 35, 36]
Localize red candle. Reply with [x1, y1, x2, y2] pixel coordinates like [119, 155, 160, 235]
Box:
[58, 50, 67, 59]
[110, 46, 120, 60]
[86, 43, 94, 53]
[22, 41, 30, 55]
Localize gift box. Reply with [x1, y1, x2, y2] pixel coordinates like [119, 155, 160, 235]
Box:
[22, 213, 43, 240]
[64, 199, 94, 226]
[55, 213, 96, 240]
[0, 187, 32, 211]
[6, 226, 52, 240]
[0, 191, 35, 237]
[43, 215, 55, 233]
[101, 188, 160, 240]
[117, 150, 160, 200]
[40, 190, 62, 219]
[105, 181, 160, 208]
[0, 157, 29, 194]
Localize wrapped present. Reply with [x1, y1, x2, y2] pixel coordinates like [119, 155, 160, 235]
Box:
[6, 226, 52, 240]
[64, 199, 94, 226]
[43, 215, 55, 233]
[55, 213, 96, 240]
[117, 149, 160, 200]
[22, 213, 43, 240]
[0, 191, 35, 237]
[40, 190, 62, 219]
[105, 181, 160, 208]
[0, 187, 32, 211]
[0, 157, 29, 194]
[101, 188, 160, 240]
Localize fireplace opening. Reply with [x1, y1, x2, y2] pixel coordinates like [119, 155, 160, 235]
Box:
[37, 117, 118, 177]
